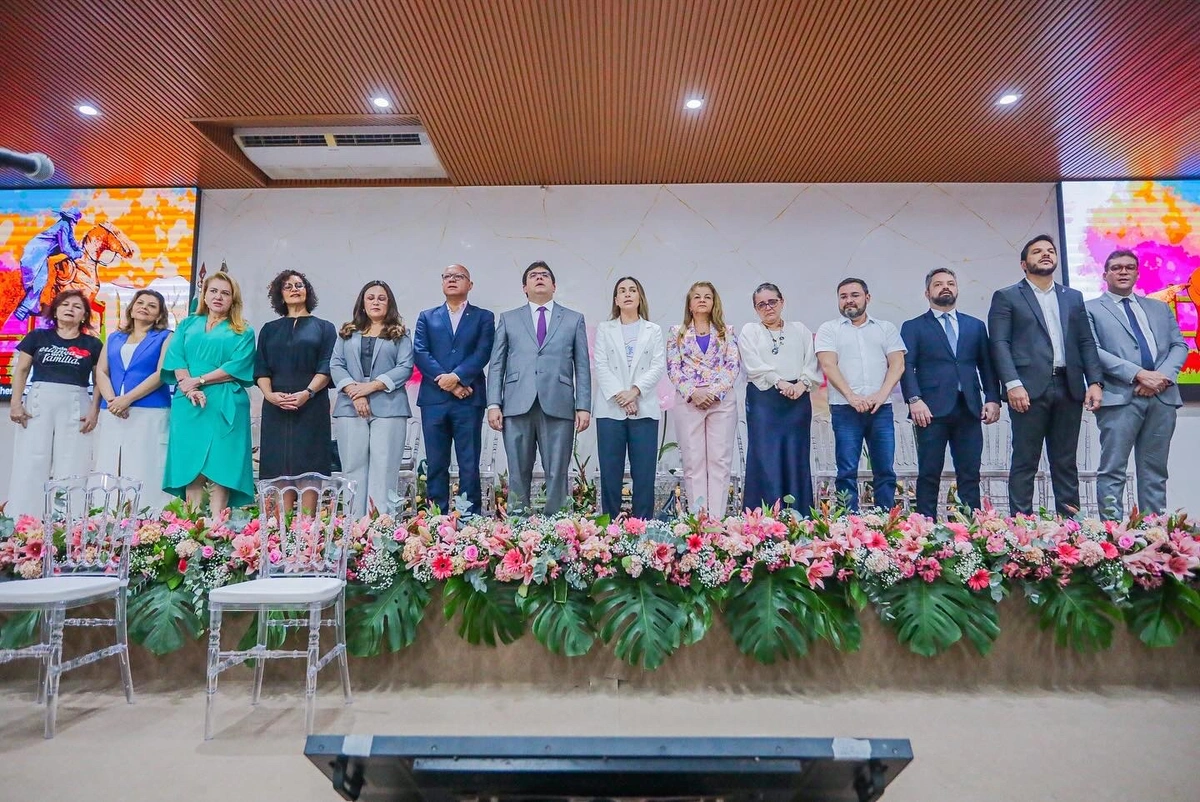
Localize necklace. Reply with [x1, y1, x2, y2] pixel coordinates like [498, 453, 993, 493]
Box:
[766, 323, 785, 355]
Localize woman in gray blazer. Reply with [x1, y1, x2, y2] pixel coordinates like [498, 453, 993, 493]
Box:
[330, 281, 414, 517]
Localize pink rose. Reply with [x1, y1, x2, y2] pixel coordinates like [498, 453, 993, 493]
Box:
[463, 545, 480, 562]
[201, 545, 215, 559]
[1117, 534, 1136, 550]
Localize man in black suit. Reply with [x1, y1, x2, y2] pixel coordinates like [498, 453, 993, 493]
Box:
[988, 234, 1105, 515]
[900, 268, 1002, 518]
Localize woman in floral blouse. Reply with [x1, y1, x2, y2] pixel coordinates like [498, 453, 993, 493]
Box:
[666, 281, 741, 517]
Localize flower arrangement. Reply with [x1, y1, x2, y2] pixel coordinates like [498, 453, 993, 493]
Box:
[1, 500, 1197, 667]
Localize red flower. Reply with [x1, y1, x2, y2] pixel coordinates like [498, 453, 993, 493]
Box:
[1055, 543, 1080, 566]
[430, 552, 454, 579]
[1100, 541, 1119, 559]
[686, 534, 704, 552]
[967, 568, 990, 591]
[177, 558, 188, 573]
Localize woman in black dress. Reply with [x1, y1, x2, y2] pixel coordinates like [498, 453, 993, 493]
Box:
[255, 270, 337, 484]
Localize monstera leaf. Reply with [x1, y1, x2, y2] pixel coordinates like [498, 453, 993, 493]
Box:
[127, 583, 204, 655]
[516, 581, 595, 657]
[345, 574, 432, 656]
[877, 580, 1000, 657]
[1126, 582, 1200, 648]
[1030, 581, 1122, 652]
[680, 586, 718, 646]
[724, 567, 861, 664]
[0, 610, 40, 649]
[591, 575, 687, 669]
[442, 576, 525, 646]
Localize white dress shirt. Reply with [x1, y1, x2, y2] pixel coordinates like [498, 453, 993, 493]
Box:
[446, 301, 466, 334]
[1106, 291, 1158, 359]
[739, 321, 822, 391]
[1028, 279, 1066, 367]
[528, 299, 556, 330]
[814, 315, 907, 405]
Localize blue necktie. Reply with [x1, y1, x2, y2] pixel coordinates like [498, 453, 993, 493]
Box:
[941, 313, 957, 355]
[1120, 298, 1155, 370]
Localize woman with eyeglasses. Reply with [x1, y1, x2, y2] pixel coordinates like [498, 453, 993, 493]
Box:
[330, 280, 414, 517]
[255, 270, 337, 481]
[94, 289, 174, 510]
[593, 276, 666, 520]
[739, 282, 821, 513]
[666, 281, 741, 518]
[161, 272, 256, 512]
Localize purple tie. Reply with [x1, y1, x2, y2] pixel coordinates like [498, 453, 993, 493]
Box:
[536, 306, 547, 347]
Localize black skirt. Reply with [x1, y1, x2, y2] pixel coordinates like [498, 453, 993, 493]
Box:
[742, 384, 813, 513]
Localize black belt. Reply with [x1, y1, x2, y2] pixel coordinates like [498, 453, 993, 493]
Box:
[1051, 366, 1067, 376]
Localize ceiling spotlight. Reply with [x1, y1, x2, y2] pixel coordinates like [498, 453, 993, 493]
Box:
[77, 104, 100, 116]
[996, 93, 1021, 106]
[372, 97, 391, 109]
[684, 98, 704, 110]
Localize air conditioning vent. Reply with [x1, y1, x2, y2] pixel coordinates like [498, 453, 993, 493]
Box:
[233, 125, 447, 180]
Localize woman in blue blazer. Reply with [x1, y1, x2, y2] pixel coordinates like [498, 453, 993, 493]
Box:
[95, 289, 174, 510]
[330, 281, 414, 517]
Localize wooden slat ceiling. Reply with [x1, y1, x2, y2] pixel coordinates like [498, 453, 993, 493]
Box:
[1, 0, 1198, 189]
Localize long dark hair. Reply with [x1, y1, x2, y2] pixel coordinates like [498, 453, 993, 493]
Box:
[44, 289, 93, 334]
[339, 281, 405, 340]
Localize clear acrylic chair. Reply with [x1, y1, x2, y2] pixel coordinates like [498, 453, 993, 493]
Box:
[0, 472, 140, 738]
[204, 472, 356, 739]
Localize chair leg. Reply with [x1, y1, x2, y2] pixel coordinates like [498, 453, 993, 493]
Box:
[115, 590, 135, 704]
[335, 594, 353, 705]
[204, 604, 223, 741]
[251, 606, 268, 705]
[43, 606, 66, 739]
[36, 610, 49, 705]
[304, 604, 321, 735]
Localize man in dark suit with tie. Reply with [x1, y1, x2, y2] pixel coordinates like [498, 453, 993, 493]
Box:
[413, 264, 496, 514]
[1086, 250, 1188, 519]
[900, 268, 1002, 518]
[988, 234, 1105, 516]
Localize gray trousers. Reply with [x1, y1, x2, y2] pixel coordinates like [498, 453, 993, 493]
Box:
[1094, 396, 1176, 519]
[503, 400, 575, 515]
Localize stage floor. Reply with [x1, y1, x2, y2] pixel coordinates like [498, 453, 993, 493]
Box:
[1, 683, 1197, 801]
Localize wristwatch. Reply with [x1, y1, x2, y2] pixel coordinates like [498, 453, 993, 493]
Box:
[197, 375, 206, 387]
[906, 395, 922, 404]
[304, 388, 316, 399]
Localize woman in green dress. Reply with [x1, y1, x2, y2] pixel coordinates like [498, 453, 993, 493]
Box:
[161, 271, 257, 512]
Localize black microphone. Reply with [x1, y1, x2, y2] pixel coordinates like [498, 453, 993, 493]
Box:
[0, 148, 55, 181]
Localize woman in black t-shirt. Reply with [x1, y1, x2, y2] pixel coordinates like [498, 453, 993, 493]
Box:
[6, 289, 103, 518]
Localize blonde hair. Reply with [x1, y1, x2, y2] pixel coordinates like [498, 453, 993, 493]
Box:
[678, 281, 727, 342]
[195, 272, 248, 334]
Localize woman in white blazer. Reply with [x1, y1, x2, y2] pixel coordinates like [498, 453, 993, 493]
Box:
[593, 276, 667, 519]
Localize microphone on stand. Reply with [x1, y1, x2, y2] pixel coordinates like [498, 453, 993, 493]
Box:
[0, 148, 55, 181]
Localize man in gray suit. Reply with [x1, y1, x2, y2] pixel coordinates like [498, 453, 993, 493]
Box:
[988, 234, 1105, 516]
[487, 261, 592, 514]
[1086, 249, 1188, 519]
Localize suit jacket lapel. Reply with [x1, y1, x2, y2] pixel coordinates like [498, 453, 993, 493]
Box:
[628, 322, 651, 375]
[607, 323, 632, 385]
[446, 302, 468, 346]
[346, 332, 365, 377]
[518, 304, 538, 346]
[1055, 284, 1072, 339]
[540, 304, 566, 352]
[1099, 294, 1136, 339]
[1017, 281, 1050, 335]
[925, 309, 955, 358]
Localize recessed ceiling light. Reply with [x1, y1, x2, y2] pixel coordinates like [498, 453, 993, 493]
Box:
[684, 98, 704, 110]
[996, 93, 1021, 106]
[77, 104, 100, 116]
[372, 97, 391, 109]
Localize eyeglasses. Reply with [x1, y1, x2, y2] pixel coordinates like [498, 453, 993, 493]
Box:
[526, 270, 552, 279]
[442, 273, 469, 281]
[755, 298, 781, 311]
[1107, 264, 1138, 273]
[282, 282, 306, 291]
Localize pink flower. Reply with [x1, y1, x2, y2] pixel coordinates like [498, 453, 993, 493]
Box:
[967, 568, 990, 591]
[1100, 541, 1119, 560]
[430, 552, 454, 579]
[1055, 543, 1080, 566]
[201, 545, 215, 559]
[1117, 534, 1136, 550]
[463, 545, 480, 562]
[1166, 553, 1200, 581]
[917, 557, 941, 583]
[686, 534, 704, 553]
[806, 559, 834, 589]
[623, 517, 647, 535]
[501, 548, 525, 574]
[946, 522, 971, 542]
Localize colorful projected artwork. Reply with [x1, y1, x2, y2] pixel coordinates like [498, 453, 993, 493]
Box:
[0, 188, 197, 398]
[1060, 180, 1200, 391]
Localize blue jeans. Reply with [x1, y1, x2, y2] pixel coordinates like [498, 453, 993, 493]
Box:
[830, 404, 896, 511]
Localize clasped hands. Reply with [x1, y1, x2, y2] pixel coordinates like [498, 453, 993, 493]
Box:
[435, 372, 473, 401]
[613, 386, 640, 416]
[1133, 369, 1171, 398]
[774, 379, 808, 400]
[844, 389, 892, 414]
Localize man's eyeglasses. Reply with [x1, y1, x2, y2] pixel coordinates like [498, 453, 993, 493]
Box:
[755, 298, 781, 311]
[526, 270, 552, 280]
[442, 273, 469, 281]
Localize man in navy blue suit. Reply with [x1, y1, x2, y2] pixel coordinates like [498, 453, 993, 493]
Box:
[900, 268, 1002, 518]
[413, 264, 496, 514]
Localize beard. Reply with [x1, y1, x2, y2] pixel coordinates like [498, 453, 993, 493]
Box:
[1026, 261, 1056, 276]
[839, 304, 864, 320]
[931, 292, 956, 308]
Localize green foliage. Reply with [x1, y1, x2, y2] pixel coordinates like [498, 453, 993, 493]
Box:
[127, 583, 204, 655]
[1126, 582, 1200, 648]
[876, 580, 1000, 657]
[591, 575, 688, 669]
[1031, 581, 1122, 652]
[516, 580, 596, 657]
[724, 567, 860, 663]
[345, 574, 432, 656]
[0, 610, 40, 649]
[442, 575, 526, 646]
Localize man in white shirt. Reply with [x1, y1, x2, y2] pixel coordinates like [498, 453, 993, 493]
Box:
[1085, 250, 1188, 518]
[815, 277, 907, 511]
[988, 234, 1104, 516]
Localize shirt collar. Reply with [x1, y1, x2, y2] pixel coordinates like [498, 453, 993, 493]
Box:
[932, 308, 957, 321]
[1025, 278, 1057, 296]
[1106, 291, 1138, 305]
[529, 299, 555, 314]
[839, 314, 875, 327]
[446, 300, 467, 315]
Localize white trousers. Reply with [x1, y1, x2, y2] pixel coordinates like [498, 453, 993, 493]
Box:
[94, 406, 171, 511]
[334, 415, 409, 518]
[7, 382, 94, 519]
[672, 394, 737, 517]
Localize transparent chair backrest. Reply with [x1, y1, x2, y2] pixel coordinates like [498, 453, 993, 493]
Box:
[41, 472, 141, 580]
[255, 473, 356, 580]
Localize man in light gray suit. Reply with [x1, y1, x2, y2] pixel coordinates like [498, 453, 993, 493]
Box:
[487, 261, 592, 514]
[1086, 249, 1188, 519]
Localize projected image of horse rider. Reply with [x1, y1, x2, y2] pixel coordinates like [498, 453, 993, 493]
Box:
[14, 206, 84, 322]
